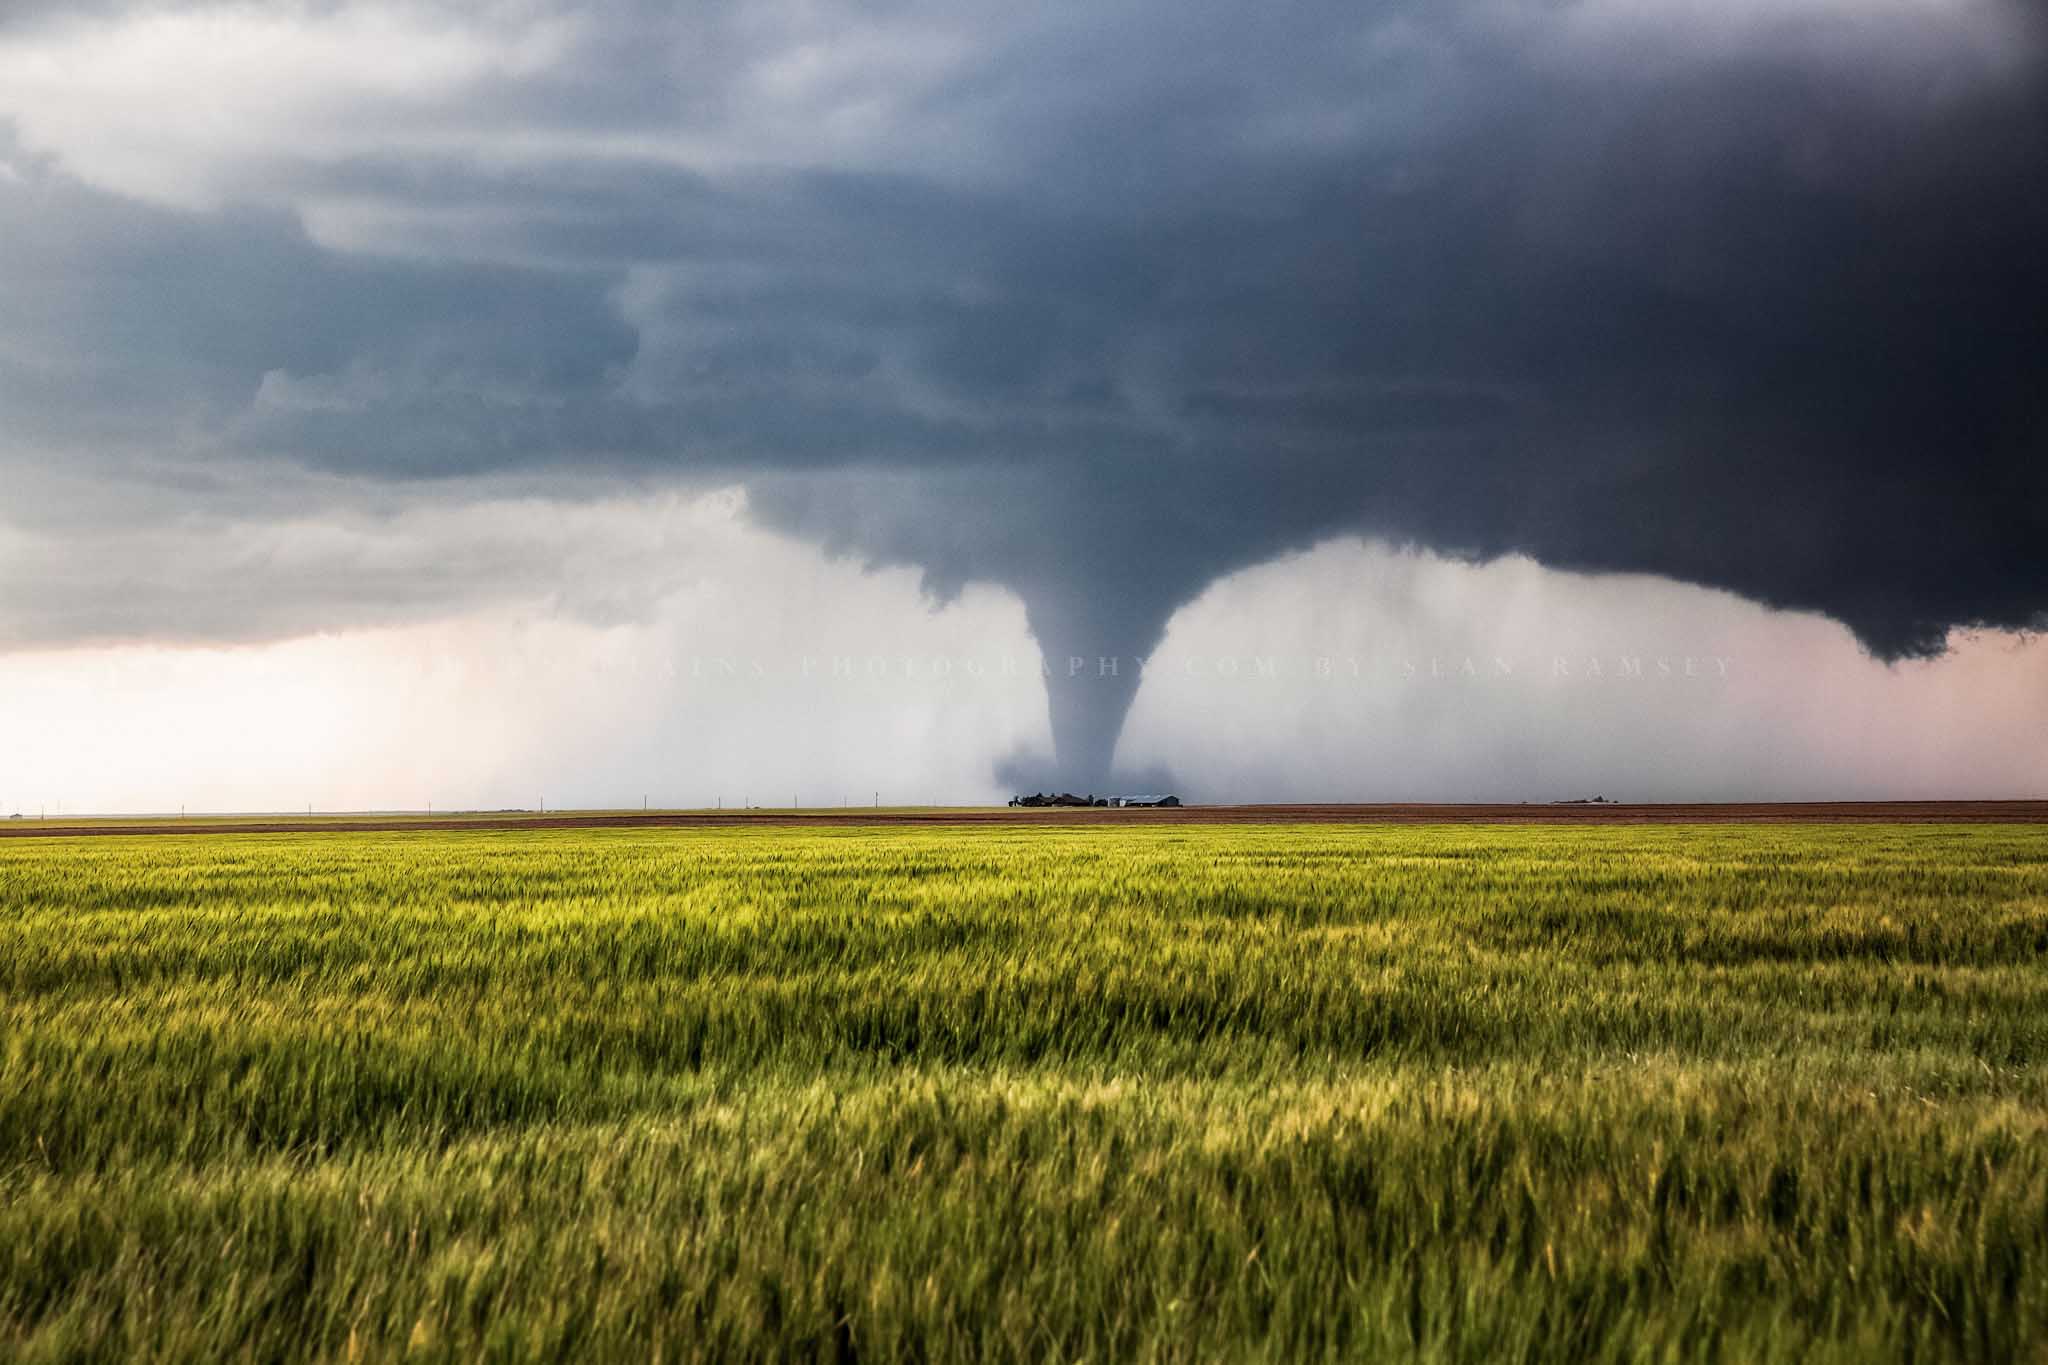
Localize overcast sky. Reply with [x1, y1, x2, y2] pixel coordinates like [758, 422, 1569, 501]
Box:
[1, 0, 2043, 809]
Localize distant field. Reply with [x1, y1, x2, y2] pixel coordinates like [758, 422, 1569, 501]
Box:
[3, 824, 2046, 1361]
[5, 799, 2046, 838]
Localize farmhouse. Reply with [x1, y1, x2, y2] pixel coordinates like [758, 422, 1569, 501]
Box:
[1007, 792, 1184, 808]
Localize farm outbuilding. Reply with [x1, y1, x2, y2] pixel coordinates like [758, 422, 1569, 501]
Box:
[1008, 792, 1182, 808]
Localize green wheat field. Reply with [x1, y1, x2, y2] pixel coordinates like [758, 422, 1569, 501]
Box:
[3, 823, 2046, 1362]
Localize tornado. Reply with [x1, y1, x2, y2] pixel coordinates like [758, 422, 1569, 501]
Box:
[1000, 579, 1187, 795]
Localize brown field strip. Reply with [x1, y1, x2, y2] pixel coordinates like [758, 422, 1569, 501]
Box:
[4, 800, 2047, 838]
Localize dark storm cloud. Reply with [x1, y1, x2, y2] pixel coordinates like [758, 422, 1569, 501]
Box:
[0, 140, 636, 462]
[0, 0, 2042, 783]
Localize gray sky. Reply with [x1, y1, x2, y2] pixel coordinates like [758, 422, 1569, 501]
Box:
[0, 0, 2043, 806]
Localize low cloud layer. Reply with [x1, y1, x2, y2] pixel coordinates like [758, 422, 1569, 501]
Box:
[0, 491, 1050, 813]
[4, 504, 2040, 813]
[1, 0, 2044, 787]
[1125, 540, 2048, 801]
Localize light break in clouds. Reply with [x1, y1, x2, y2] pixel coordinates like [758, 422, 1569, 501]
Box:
[2, 497, 2041, 813]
